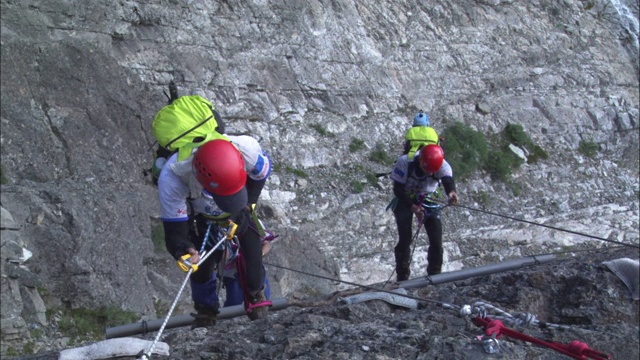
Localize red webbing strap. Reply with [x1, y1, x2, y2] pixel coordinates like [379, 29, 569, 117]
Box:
[235, 252, 251, 312]
[474, 317, 612, 360]
[235, 252, 273, 313]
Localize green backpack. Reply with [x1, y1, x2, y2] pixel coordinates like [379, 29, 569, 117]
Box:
[147, 82, 226, 184]
[403, 126, 439, 159]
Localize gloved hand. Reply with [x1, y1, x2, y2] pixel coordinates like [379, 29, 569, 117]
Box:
[447, 191, 459, 206]
[177, 247, 200, 272]
[261, 241, 272, 257]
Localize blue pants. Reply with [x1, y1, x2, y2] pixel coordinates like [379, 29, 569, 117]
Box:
[223, 272, 271, 307]
[191, 271, 271, 308]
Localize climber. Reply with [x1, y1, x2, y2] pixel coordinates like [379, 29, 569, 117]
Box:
[157, 136, 273, 327]
[389, 144, 458, 281]
[403, 111, 439, 159]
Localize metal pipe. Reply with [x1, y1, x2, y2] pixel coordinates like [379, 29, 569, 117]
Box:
[400, 254, 555, 289]
[105, 298, 289, 339]
[106, 254, 554, 338]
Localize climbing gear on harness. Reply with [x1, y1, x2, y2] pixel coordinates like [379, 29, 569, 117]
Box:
[175, 221, 238, 273]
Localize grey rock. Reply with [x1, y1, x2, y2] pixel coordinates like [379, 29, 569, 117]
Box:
[0, 0, 638, 358]
[1, 207, 20, 230]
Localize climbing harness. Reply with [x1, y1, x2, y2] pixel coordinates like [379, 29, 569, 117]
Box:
[138, 222, 238, 360]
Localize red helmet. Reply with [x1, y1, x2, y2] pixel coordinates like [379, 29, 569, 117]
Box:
[419, 144, 444, 173]
[192, 139, 246, 196]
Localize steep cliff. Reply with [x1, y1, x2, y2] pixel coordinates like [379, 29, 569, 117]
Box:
[1, 0, 638, 358]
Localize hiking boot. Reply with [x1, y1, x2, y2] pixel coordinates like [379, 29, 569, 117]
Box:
[427, 267, 441, 276]
[191, 303, 219, 329]
[396, 269, 410, 282]
[246, 288, 270, 321]
[394, 247, 411, 282]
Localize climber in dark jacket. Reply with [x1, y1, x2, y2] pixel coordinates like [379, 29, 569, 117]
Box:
[389, 144, 458, 281]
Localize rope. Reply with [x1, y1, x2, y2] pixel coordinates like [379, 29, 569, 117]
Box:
[425, 198, 638, 249]
[139, 233, 227, 360]
[382, 199, 448, 287]
[382, 214, 424, 286]
[265, 259, 615, 358]
[139, 265, 194, 360]
[263, 262, 441, 307]
[267, 242, 620, 312]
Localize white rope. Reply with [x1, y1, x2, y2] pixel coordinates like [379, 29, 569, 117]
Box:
[139, 235, 227, 360]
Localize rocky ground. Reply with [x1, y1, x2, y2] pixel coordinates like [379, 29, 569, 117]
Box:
[7, 247, 638, 360]
[1, 0, 638, 358]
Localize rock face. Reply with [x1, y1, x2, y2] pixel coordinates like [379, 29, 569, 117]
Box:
[145, 249, 640, 360]
[0, 0, 638, 357]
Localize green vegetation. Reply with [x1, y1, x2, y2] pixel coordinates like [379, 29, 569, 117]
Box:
[442, 121, 549, 183]
[365, 172, 378, 186]
[349, 137, 365, 153]
[578, 139, 599, 158]
[484, 148, 519, 182]
[369, 142, 394, 165]
[502, 123, 548, 164]
[310, 123, 335, 137]
[502, 122, 530, 148]
[154, 298, 170, 318]
[441, 122, 489, 180]
[22, 342, 35, 355]
[0, 165, 8, 184]
[151, 222, 165, 253]
[475, 190, 490, 206]
[57, 306, 138, 344]
[31, 327, 44, 340]
[286, 166, 309, 178]
[351, 180, 365, 193]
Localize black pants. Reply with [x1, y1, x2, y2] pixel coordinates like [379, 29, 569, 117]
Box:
[189, 210, 265, 294]
[393, 201, 443, 277]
